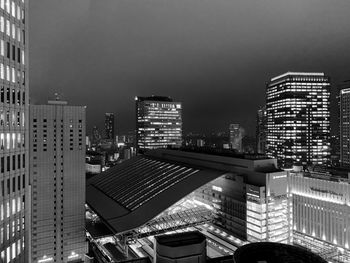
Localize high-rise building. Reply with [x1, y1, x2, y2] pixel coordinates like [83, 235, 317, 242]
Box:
[229, 124, 244, 152]
[256, 106, 267, 154]
[104, 112, 115, 142]
[266, 72, 331, 168]
[0, 1, 29, 262]
[136, 96, 182, 151]
[339, 81, 350, 167]
[29, 100, 87, 263]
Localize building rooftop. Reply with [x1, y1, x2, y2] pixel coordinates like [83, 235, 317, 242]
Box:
[135, 95, 174, 102]
[270, 72, 325, 82]
[155, 231, 206, 247]
[233, 242, 327, 263]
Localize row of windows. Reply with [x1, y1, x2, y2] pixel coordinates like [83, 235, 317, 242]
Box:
[1, 40, 24, 63]
[0, 16, 24, 43]
[0, 63, 25, 83]
[1, 0, 25, 21]
[0, 87, 25, 105]
[0, 133, 25, 151]
[0, 196, 22, 220]
[0, 154, 25, 173]
[0, 237, 23, 263]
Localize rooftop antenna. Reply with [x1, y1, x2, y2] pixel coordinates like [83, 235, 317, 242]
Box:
[54, 92, 61, 101]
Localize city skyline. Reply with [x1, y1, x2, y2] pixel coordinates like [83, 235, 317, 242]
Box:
[28, 0, 350, 134]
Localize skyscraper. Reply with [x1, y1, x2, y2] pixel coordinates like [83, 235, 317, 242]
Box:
[256, 106, 267, 154]
[29, 100, 87, 263]
[229, 124, 244, 152]
[266, 72, 331, 168]
[0, 1, 29, 262]
[339, 81, 350, 167]
[136, 96, 182, 151]
[104, 112, 114, 142]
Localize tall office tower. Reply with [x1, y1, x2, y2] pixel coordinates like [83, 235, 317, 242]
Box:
[29, 100, 87, 263]
[104, 113, 114, 141]
[136, 96, 182, 151]
[0, 1, 29, 262]
[229, 124, 244, 152]
[266, 72, 331, 168]
[256, 106, 267, 154]
[339, 81, 350, 167]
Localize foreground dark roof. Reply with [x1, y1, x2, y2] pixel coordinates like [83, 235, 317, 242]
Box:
[86, 155, 223, 235]
[233, 242, 327, 263]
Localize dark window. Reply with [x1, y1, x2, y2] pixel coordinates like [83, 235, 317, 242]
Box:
[6, 42, 10, 58]
[12, 45, 15, 61]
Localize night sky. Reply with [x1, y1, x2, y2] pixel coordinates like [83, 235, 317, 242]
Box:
[29, 0, 350, 135]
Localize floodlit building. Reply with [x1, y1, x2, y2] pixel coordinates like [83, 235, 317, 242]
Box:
[0, 0, 29, 262]
[266, 72, 331, 168]
[29, 100, 88, 262]
[290, 169, 350, 262]
[135, 96, 182, 151]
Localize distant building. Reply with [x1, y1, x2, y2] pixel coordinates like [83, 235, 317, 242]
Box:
[29, 100, 87, 262]
[136, 96, 182, 151]
[339, 82, 350, 167]
[91, 126, 101, 146]
[229, 124, 244, 152]
[104, 113, 115, 142]
[256, 106, 267, 154]
[266, 72, 331, 168]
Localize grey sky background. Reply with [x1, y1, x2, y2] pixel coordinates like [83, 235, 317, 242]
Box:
[29, 0, 350, 135]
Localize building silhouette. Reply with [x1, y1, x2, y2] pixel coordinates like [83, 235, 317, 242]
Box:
[229, 124, 244, 152]
[104, 113, 115, 142]
[339, 81, 350, 167]
[266, 72, 331, 168]
[29, 100, 87, 262]
[256, 106, 267, 154]
[0, 1, 29, 262]
[135, 96, 182, 151]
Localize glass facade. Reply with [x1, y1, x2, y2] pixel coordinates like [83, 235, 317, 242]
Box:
[0, 0, 28, 262]
[136, 96, 182, 151]
[266, 72, 330, 168]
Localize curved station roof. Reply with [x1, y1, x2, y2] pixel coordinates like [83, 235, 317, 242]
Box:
[86, 154, 223, 235]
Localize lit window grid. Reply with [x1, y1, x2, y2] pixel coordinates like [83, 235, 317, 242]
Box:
[266, 75, 330, 167]
[0, 0, 27, 262]
[136, 101, 182, 150]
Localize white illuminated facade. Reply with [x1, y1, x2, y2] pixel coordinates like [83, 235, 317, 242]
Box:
[246, 172, 290, 244]
[29, 101, 87, 262]
[266, 72, 331, 168]
[136, 96, 182, 151]
[290, 171, 350, 262]
[340, 87, 350, 167]
[0, 0, 28, 262]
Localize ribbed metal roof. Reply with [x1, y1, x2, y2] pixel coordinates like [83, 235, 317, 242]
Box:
[87, 155, 223, 235]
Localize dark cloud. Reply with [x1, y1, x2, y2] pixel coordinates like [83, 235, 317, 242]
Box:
[29, 0, 350, 135]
